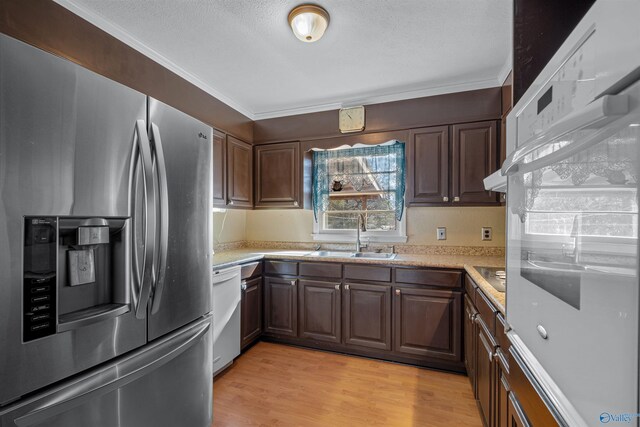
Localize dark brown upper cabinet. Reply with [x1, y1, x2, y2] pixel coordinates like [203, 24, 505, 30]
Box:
[254, 142, 301, 208]
[406, 121, 499, 207]
[227, 135, 253, 208]
[451, 121, 498, 204]
[406, 126, 450, 205]
[211, 129, 226, 207]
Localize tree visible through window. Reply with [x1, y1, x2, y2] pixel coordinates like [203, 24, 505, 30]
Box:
[312, 142, 406, 236]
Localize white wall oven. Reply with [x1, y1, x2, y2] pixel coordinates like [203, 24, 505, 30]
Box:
[504, 1, 640, 426]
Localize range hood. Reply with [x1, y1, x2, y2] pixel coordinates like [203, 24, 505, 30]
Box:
[483, 169, 507, 192]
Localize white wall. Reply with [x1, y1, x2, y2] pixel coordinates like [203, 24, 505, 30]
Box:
[212, 209, 247, 245]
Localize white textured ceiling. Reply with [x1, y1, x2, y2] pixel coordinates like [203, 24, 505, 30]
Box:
[55, 0, 512, 119]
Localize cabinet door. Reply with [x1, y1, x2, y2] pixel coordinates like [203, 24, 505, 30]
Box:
[343, 283, 391, 350]
[299, 280, 341, 343]
[476, 321, 494, 427]
[227, 135, 253, 207]
[264, 277, 297, 337]
[241, 276, 262, 349]
[451, 121, 498, 204]
[507, 393, 531, 427]
[495, 363, 510, 427]
[464, 295, 477, 392]
[393, 287, 462, 361]
[212, 129, 226, 206]
[255, 142, 300, 208]
[406, 126, 449, 205]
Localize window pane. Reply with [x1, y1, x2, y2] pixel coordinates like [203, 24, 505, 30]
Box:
[327, 198, 362, 211]
[366, 212, 396, 231]
[366, 194, 395, 211]
[325, 212, 358, 230]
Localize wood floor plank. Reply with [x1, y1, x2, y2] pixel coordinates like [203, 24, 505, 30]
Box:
[213, 342, 482, 427]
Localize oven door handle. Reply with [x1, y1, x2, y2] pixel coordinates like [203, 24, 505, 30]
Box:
[502, 94, 629, 176]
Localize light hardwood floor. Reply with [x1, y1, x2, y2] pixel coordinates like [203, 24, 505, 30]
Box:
[213, 342, 482, 427]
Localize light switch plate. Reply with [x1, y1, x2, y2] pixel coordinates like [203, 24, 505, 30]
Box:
[482, 227, 492, 241]
[437, 227, 446, 240]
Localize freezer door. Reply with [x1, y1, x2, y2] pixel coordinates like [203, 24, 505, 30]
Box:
[147, 99, 213, 341]
[0, 34, 147, 404]
[0, 315, 212, 427]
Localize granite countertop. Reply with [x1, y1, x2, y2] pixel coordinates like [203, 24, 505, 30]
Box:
[212, 248, 506, 315]
[212, 248, 505, 270]
[464, 265, 506, 314]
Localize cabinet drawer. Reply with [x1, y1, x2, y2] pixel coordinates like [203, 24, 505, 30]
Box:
[344, 265, 391, 282]
[299, 262, 342, 279]
[395, 268, 462, 288]
[475, 287, 497, 335]
[265, 260, 298, 276]
[240, 261, 262, 279]
[464, 275, 477, 302]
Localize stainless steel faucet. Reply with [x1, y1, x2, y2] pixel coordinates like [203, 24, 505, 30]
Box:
[356, 213, 367, 252]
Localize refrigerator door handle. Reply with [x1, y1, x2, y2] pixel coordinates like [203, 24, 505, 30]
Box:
[10, 318, 210, 427]
[149, 123, 169, 314]
[130, 119, 156, 319]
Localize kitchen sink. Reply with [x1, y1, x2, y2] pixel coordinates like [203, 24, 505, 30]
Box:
[351, 252, 397, 260]
[307, 251, 355, 258]
[306, 251, 397, 260]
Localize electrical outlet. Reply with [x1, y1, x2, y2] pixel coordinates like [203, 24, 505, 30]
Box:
[437, 227, 446, 240]
[482, 227, 492, 241]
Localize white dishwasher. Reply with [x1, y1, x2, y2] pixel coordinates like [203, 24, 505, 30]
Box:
[212, 265, 241, 375]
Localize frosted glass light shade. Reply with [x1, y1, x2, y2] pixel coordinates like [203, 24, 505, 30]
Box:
[288, 5, 329, 43]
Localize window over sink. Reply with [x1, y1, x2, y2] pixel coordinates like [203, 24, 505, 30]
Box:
[311, 141, 407, 242]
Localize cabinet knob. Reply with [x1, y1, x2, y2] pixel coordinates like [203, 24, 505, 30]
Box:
[453, 196, 460, 202]
[334, 284, 340, 290]
[344, 284, 350, 291]
[291, 280, 296, 287]
[229, 200, 235, 205]
[443, 196, 449, 202]
[395, 289, 401, 296]
[241, 282, 247, 291]
[293, 201, 299, 207]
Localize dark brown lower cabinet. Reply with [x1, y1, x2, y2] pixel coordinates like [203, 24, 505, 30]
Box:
[464, 295, 477, 392]
[476, 320, 495, 427]
[298, 279, 341, 343]
[508, 393, 530, 427]
[264, 276, 297, 337]
[343, 282, 392, 351]
[495, 350, 510, 427]
[393, 287, 461, 361]
[241, 276, 262, 349]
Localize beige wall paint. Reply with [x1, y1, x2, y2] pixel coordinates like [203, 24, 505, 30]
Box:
[244, 206, 506, 247]
[212, 209, 246, 245]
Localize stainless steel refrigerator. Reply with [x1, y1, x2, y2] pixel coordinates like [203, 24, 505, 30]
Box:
[0, 34, 213, 426]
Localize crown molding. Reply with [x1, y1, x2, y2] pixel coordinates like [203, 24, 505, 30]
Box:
[251, 77, 501, 120]
[496, 52, 513, 86]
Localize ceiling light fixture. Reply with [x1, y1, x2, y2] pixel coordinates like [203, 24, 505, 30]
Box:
[288, 4, 329, 43]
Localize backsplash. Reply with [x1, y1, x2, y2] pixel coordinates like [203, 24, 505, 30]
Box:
[213, 240, 504, 257]
[213, 206, 506, 255]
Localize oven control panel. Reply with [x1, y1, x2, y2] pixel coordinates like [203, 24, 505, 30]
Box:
[516, 31, 596, 147]
[23, 217, 57, 342]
